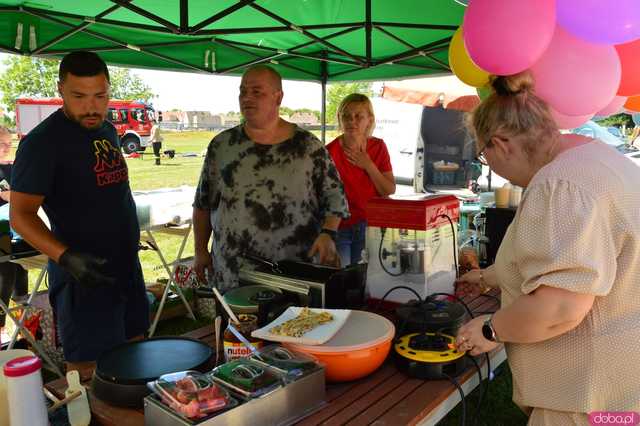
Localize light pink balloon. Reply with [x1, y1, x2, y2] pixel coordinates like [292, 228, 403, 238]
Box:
[596, 95, 627, 117]
[463, 0, 556, 75]
[550, 106, 593, 129]
[531, 26, 621, 116]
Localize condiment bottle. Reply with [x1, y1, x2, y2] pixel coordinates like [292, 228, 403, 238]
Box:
[223, 314, 263, 362]
[509, 185, 523, 207]
[3, 356, 48, 426]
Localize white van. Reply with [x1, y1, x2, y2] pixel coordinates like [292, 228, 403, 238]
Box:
[371, 97, 481, 193]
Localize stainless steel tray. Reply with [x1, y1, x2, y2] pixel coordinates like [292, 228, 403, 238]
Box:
[144, 366, 326, 426]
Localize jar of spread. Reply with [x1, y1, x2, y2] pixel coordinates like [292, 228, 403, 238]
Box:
[223, 314, 263, 362]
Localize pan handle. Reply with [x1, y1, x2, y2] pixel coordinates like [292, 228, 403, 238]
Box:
[242, 252, 282, 274]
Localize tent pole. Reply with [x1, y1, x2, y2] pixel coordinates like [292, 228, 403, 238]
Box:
[365, 0, 372, 65]
[321, 54, 328, 143]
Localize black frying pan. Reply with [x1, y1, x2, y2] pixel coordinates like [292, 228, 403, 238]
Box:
[91, 337, 213, 408]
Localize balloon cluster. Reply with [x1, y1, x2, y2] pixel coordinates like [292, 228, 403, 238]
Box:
[448, 0, 640, 129]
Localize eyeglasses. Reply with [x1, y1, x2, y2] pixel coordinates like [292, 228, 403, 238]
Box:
[476, 140, 492, 166]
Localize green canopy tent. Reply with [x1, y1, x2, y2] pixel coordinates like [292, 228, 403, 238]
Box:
[0, 0, 466, 137]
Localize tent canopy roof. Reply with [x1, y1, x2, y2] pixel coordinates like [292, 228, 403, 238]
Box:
[0, 0, 464, 81]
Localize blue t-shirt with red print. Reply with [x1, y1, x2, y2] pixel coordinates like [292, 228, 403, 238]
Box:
[12, 109, 140, 280]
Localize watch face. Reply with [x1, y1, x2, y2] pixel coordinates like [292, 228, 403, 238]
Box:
[482, 323, 494, 341]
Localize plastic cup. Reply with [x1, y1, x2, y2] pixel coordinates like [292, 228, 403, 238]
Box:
[494, 187, 510, 208]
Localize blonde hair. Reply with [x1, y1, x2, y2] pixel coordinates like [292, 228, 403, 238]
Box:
[467, 72, 559, 160]
[337, 93, 376, 137]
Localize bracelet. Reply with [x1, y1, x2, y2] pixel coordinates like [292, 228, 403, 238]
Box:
[320, 228, 337, 241]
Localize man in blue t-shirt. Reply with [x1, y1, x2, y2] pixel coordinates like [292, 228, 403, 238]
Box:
[10, 52, 149, 377]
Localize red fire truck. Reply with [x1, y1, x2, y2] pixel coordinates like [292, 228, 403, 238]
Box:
[16, 98, 156, 154]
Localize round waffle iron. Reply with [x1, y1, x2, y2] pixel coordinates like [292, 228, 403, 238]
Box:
[393, 298, 468, 379]
[395, 299, 467, 335]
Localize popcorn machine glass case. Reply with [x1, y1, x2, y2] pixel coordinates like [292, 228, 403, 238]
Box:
[365, 194, 459, 303]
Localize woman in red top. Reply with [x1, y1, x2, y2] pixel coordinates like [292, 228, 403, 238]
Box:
[327, 94, 395, 266]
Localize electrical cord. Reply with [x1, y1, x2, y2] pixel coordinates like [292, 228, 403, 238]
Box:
[439, 213, 459, 279]
[424, 292, 492, 426]
[375, 286, 493, 426]
[466, 354, 489, 426]
[442, 373, 466, 426]
[374, 285, 423, 314]
[379, 228, 403, 277]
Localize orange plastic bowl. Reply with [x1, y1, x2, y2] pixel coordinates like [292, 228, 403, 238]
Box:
[284, 311, 395, 382]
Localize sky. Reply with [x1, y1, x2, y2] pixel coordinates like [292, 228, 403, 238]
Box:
[134, 66, 325, 113]
[0, 52, 382, 114]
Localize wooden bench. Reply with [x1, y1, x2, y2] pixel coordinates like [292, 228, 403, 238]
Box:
[45, 291, 504, 426]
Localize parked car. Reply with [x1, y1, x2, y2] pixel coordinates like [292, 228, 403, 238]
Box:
[572, 121, 638, 154]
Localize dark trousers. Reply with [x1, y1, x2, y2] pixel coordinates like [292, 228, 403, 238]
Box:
[0, 262, 28, 327]
[152, 142, 162, 157]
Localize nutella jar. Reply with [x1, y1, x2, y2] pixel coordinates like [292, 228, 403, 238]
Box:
[223, 314, 263, 362]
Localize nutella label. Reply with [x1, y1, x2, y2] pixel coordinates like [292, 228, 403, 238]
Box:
[223, 341, 263, 362]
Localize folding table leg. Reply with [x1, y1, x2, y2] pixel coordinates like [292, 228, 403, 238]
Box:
[0, 294, 64, 378]
[146, 225, 196, 337]
[8, 266, 46, 348]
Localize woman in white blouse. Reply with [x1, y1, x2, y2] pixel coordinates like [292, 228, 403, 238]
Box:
[455, 72, 640, 425]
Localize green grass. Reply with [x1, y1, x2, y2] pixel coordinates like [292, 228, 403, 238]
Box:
[436, 363, 528, 426]
[127, 131, 212, 283]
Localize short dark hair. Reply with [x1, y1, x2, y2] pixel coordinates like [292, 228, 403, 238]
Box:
[59, 51, 110, 83]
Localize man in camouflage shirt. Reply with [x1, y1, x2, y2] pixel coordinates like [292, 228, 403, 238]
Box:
[192, 65, 349, 291]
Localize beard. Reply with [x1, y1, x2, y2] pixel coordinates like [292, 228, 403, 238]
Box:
[65, 110, 106, 130]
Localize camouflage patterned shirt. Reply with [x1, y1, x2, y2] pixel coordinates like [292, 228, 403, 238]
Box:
[193, 125, 349, 291]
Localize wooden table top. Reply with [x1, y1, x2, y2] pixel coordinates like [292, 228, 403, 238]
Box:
[46, 291, 502, 426]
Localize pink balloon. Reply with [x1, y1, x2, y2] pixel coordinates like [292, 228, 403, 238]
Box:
[558, 0, 640, 45]
[463, 0, 556, 75]
[596, 95, 627, 117]
[531, 26, 621, 116]
[550, 107, 593, 130]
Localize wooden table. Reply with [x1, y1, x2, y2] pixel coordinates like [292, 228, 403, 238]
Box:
[46, 291, 503, 426]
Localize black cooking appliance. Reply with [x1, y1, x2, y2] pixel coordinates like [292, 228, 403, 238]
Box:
[239, 254, 367, 310]
[393, 296, 469, 379]
[91, 337, 213, 408]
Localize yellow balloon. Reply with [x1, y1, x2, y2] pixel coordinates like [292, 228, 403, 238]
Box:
[449, 27, 490, 88]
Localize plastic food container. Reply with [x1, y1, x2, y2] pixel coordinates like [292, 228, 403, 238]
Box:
[209, 359, 284, 398]
[250, 345, 321, 380]
[147, 371, 234, 420]
[285, 310, 395, 382]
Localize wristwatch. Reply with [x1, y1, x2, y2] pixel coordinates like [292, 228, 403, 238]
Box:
[482, 315, 501, 343]
[320, 228, 337, 241]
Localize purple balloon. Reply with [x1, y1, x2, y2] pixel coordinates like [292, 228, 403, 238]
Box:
[558, 0, 640, 45]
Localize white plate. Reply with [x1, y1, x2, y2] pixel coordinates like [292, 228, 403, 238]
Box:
[251, 307, 351, 346]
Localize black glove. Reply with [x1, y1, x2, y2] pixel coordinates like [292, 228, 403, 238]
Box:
[58, 249, 117, 288]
